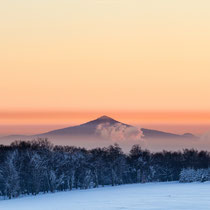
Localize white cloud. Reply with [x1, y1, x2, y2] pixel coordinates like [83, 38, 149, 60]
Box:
[95, 122, 144, 141]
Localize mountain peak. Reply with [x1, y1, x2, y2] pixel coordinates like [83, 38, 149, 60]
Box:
[89, 115, 119, 125]
[78, 115, 131, 128]
[97, 115, 114, 120]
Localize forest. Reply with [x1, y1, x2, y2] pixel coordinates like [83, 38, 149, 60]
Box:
[0, 139, 210, 199]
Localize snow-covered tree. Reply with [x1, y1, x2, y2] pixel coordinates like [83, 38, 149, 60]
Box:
[0, 151, 20, 198]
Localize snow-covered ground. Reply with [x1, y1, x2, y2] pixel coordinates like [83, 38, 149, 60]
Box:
[1, 182, 210, 210]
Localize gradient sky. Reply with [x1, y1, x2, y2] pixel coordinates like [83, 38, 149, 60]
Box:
[0, 0, 210, 135]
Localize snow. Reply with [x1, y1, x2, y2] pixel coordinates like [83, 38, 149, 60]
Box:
[1, 182, 210, 210]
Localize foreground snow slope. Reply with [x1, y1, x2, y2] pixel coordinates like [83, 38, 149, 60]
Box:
[1, 182, 210, 210]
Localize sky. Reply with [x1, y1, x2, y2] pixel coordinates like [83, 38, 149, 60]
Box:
[0, 0, 210, 136]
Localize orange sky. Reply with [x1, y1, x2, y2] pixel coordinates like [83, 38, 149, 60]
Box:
[0, 111, 210, 136]
[0, 0, 210, 135]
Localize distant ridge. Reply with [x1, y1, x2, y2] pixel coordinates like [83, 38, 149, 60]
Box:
[141, 128, 197, 139]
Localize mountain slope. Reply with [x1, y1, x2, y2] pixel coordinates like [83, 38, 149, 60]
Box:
[1, 182, 210, 210]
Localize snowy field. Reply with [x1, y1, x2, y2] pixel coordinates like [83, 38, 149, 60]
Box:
[1, 182, 210, 210]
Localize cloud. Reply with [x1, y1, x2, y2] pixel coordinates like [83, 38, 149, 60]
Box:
[95, 122, 144, 141]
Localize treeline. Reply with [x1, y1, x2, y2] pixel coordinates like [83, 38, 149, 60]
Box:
[180, 168, 210, 183]
[0, 139, 210, 199]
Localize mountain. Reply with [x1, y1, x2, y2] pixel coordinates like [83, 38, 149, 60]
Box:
[0, 116, 197, 143]
[38, 115, 131, 137]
